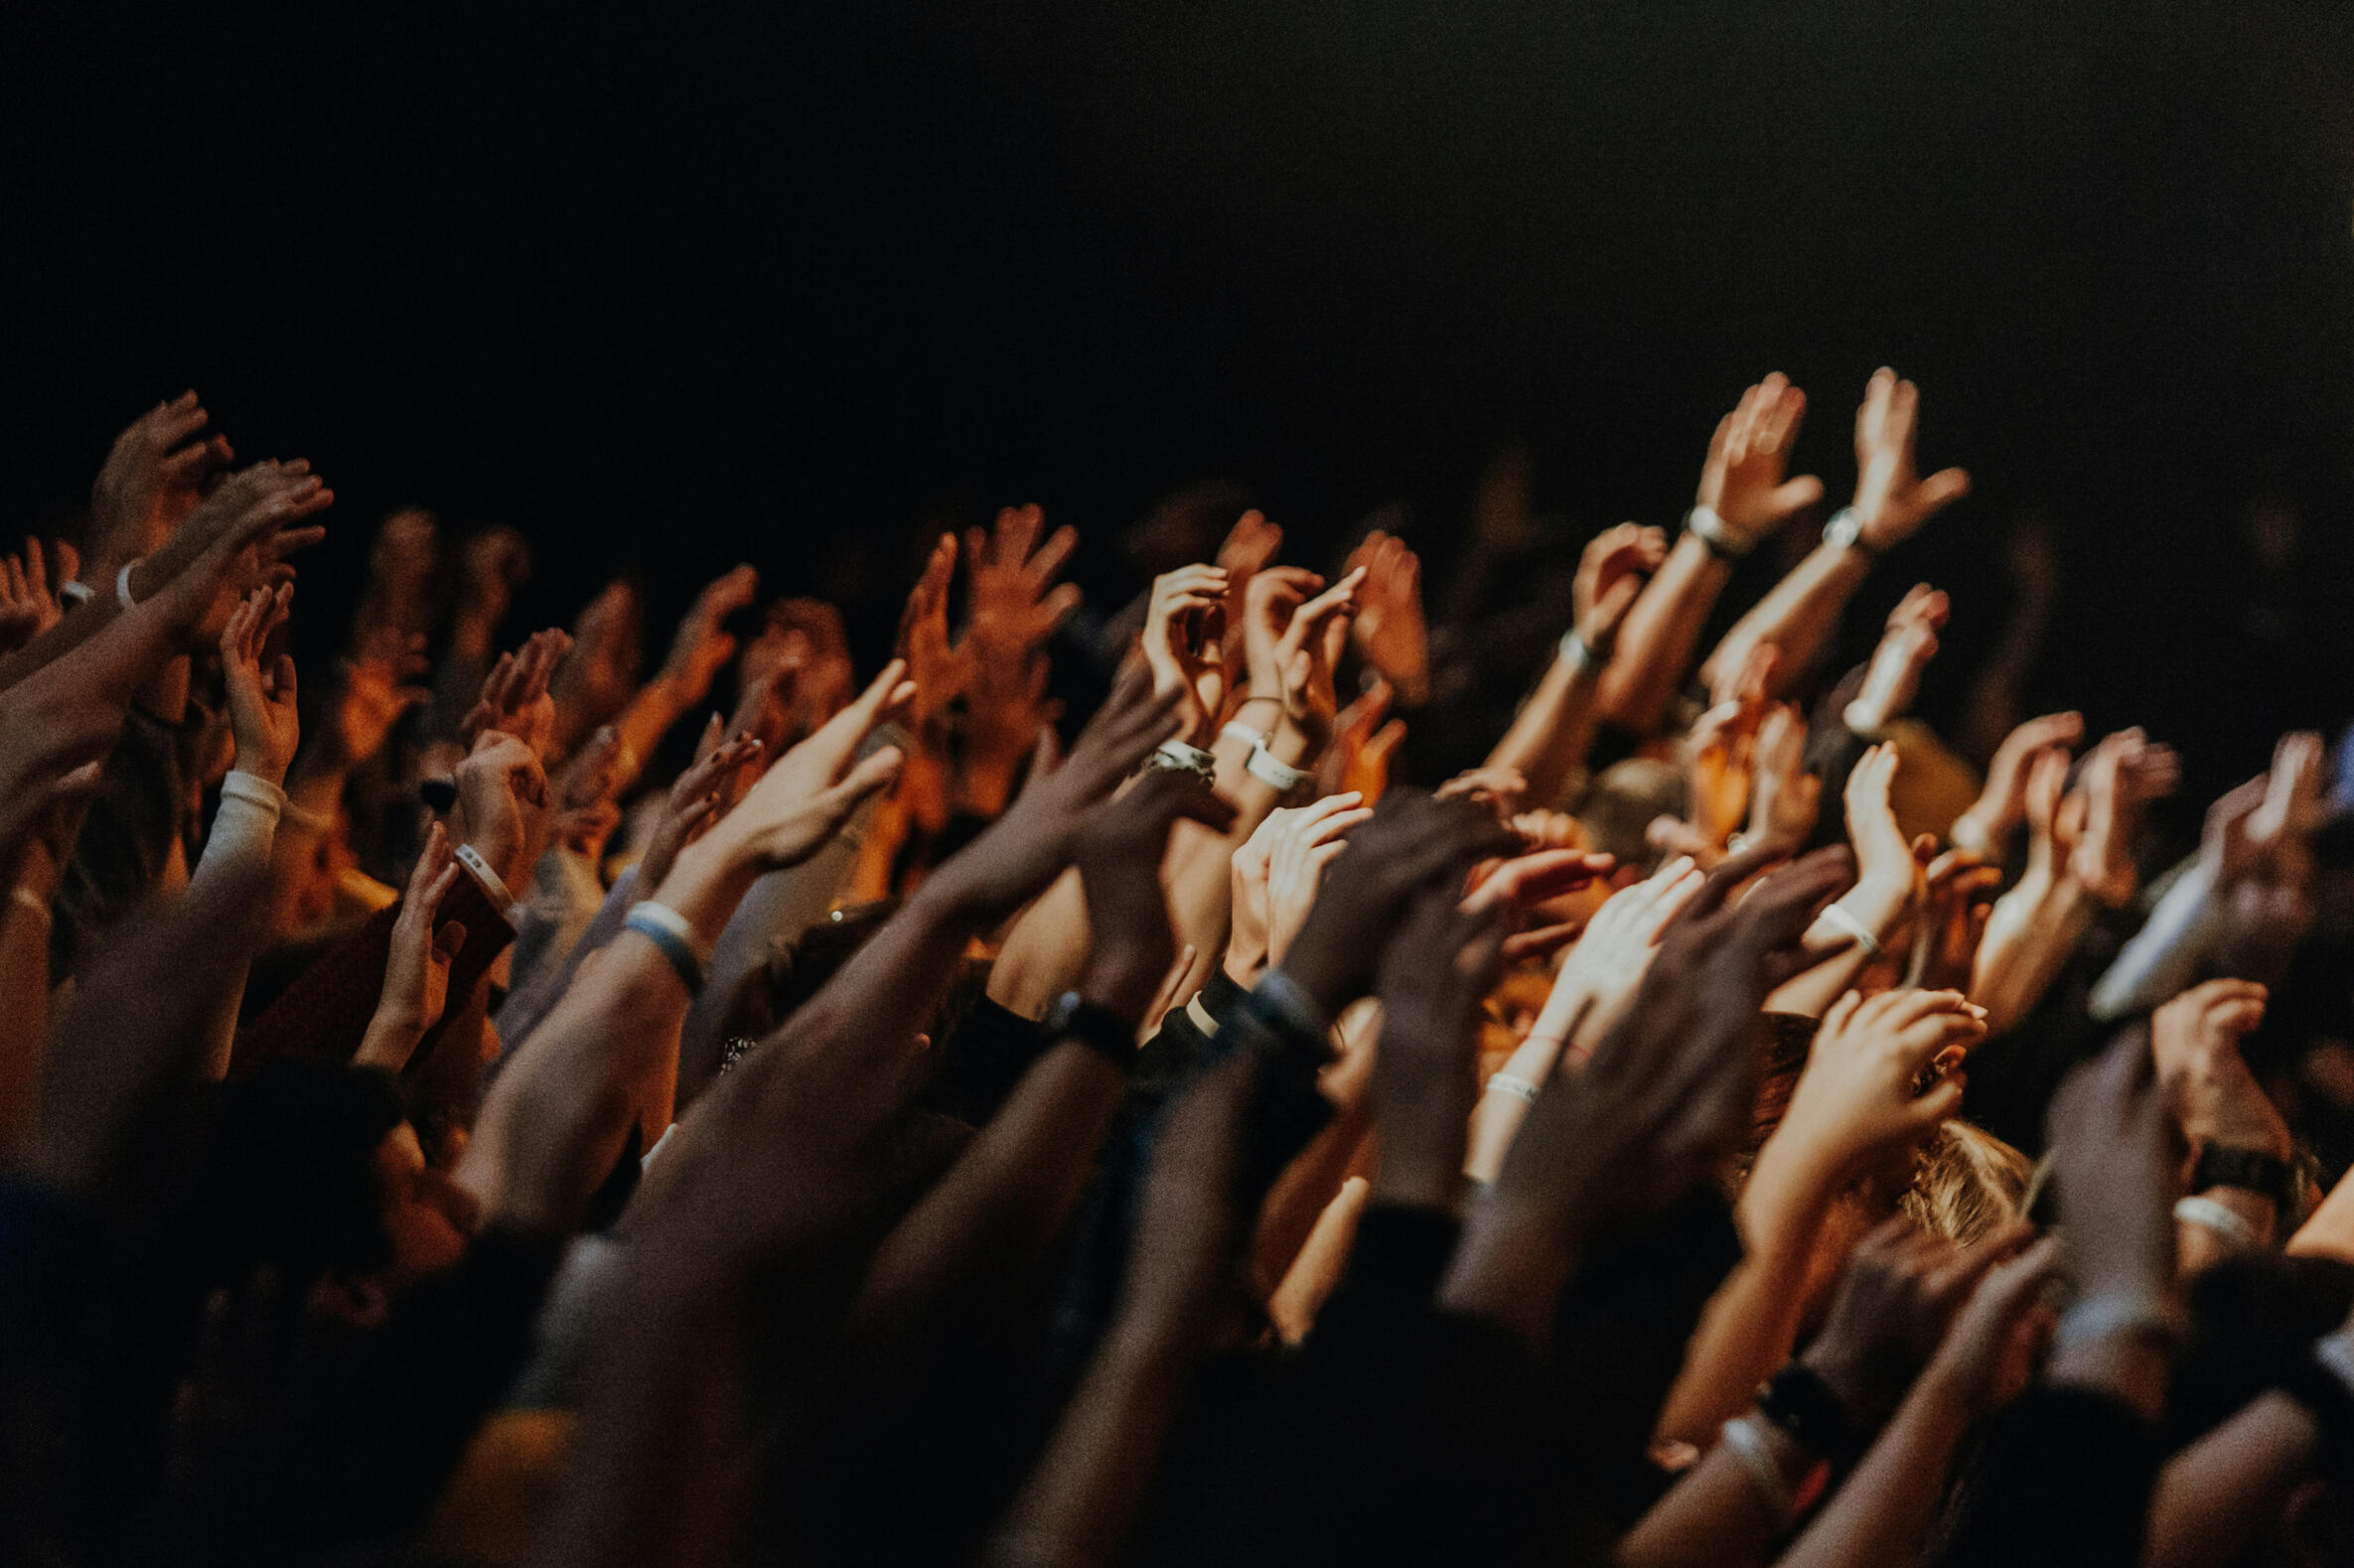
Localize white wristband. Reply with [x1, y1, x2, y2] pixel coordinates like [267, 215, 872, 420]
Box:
[1221, 720, 1273, 752]
[1717, 1414, 1793, 1523]
[1246, 742, 1307, 792]
[1685, 504, 1753, 560]
[1819, 902, 1883, 961]
[1557, 628, 1602, 674]
[453, 842, 515, 911]
[1486, 1071, 1541, 1106]
[2175, 1195, 2263, 1252]
[116, 560, 140, 612]
[10, 886, 52, 927]
[1841, 700, 1887, 739]
[58, 578, 93, 608]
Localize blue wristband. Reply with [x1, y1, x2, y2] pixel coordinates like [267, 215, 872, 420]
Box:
[625, 904, 706, 995]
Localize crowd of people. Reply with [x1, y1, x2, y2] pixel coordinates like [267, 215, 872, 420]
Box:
[4, 369, 2353, 1568]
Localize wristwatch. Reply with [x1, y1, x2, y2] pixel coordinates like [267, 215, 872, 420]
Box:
[1042, 990, 1138, 1072]
[1821, 506, 1876, 557]
[2192, 1141, 2295, 1212]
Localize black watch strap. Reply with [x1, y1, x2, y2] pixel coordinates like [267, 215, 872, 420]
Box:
[1042, 991, 1138, 1073]
[1756, 1362, 1869, 1474]
[2193, 1142, 2294, 1212]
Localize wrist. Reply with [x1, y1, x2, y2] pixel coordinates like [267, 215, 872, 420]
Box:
[1080, 950, 1164, 1026]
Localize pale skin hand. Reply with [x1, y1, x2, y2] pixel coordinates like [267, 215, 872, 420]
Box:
[1769, 743, 1920, 1017]
[1949, 710, 2083, 857]
[1140, 564, 1229, 745]
[2153, 978, 2288, 1270]
[1971, 743, 2100, 1034]
[218, 584, 300, 785]
[0, 538, 79, 655]
[961, 504, 1083, 814]
[1464, 856, 1703, 1184]
[1843, 584, 1949, 734]
[1343, 527, 1429, 706]
[1848, 366, 1972, 550]
[1484, 523, 1667, 806]
[459, 628, 571, 758]
[1744, 702, 1821, 852]
[355, 822, 470, 1072]
[1658, 989, 1984, 1443]
[1610, 375, 1816, 729]
[1259, 792, 1375, 969]
[87, 391, 233, 578]
[2069, 727, 2182, 908]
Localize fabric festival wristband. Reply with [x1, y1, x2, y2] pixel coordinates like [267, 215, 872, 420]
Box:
[453, 842, 515, 911]
[1486, 1071, 1541, 1106]
[1818, 902, 1883, 961]
[1685, 504, 1752, 560]
[2053, 1291, 2183, 1354]
[625, 903, 708, 995]
[58, 579, 92, 608]
[1148, 740, 1217, 784]
[220, 769, 289, 816]
[116, 560, 141, 611]
[2174, 1195, 2262, 1252]
[1246, 743, 1307, 792]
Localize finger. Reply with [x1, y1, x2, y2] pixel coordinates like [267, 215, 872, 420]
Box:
[1502, 921, 1585, 963]
[825, 744, 906, 811]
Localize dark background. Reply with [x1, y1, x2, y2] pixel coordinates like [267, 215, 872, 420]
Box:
[5, 0, 2352, 799]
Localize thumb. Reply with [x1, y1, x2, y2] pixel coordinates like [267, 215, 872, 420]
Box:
[433, 921, 468, 960]
[825, 745, 904, 812]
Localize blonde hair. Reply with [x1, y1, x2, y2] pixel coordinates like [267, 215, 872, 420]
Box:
[1900, 1118, 2032, 1245]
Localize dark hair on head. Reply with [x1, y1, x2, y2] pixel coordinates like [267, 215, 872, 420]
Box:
[196, 1060, 405, 1285]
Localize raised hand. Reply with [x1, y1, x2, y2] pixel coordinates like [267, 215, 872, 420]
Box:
[1448, 848, 1854, 1342]
[1572, 522, 1669, 652]
[1950, 710, 2084, 856]
[1140, 564, 1229, 743]
[1244, 564, 1365, 748]
[1258, 792, 1376, 967]
[1370, 878, 1512, 1211]
[1774, 988, 1984, 1187]
[2044, 1027, 2179, 1414]
[1073, 769, 1236, 1018]
[1841, 743, 1921, 929]
[451, 731, 550, 895]
[634, 726, 765, 898]
[458, 628, 571, 756]
[1907, 847, 2001, 992]
[2068, 727, 2181, 907]
[689, 660, 911, 880]
[1531, 854, 1708, 1064]
[1800, 1217, 2033, 1430]
[1745, 702, 1821, 852]
[88, 391, 232, 570]
[939, 662, 1187, 917]
[1344, 527, 1430, 705]
[1319, 677, 1404, 802]
[1274, 787, 1521, 1017]
[657, 565, 759, 710]
[2151, 979, 2289, 1160]
[356, 822, 470, 1069]
[218, 584, 300, 784]
[1848, 367, 1971, 549]
[896, 535, 970, 729]
[965, 502, 1083, 658]
[323, 629, 431, 771]
[551, 580, 646, 733]
[1687, 643, 1775, 849]
[1694, 372, 1825, 544]
[551, 725, 627, 860]
[1843, 584, 1949, 734]
[136, 460, 333, 643]
[0, 538, 78, 654]
[762, 598, 857, 735]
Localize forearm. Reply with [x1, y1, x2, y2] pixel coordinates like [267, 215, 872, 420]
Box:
[987, 1320, 1200, 1568]
[1778, 1374, 1972, 1568]
[1596, 536, 1731, 734]
[187, 771, 287, 1078]
[0, 846, 59, 1161]
[1699, 544, 1869, 697]
[2089, 862, 2223, 1022]
[2142, 1392, 2317, 1568]
[1766, 877, 1913, 1019]
[2287, 1162, 2354, 1261]
[1486, 651, 1604, 809]
[1618, 1416, 1809, 1568]
[1464, 1021, 1575, 1184]
[847, 1038, 1130, 1370]
[1658, 1149, 1838, 1444]
[1973, 867, 2097, 1035]
[985, 869, 1091, 1021]
[608, 674, 694, 791]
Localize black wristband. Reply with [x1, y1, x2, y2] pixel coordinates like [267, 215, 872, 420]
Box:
[1041, 991, 1138, 1073]
[1756, 1362, 1869, 1474]
[2192, 1142, 2294, 1212]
